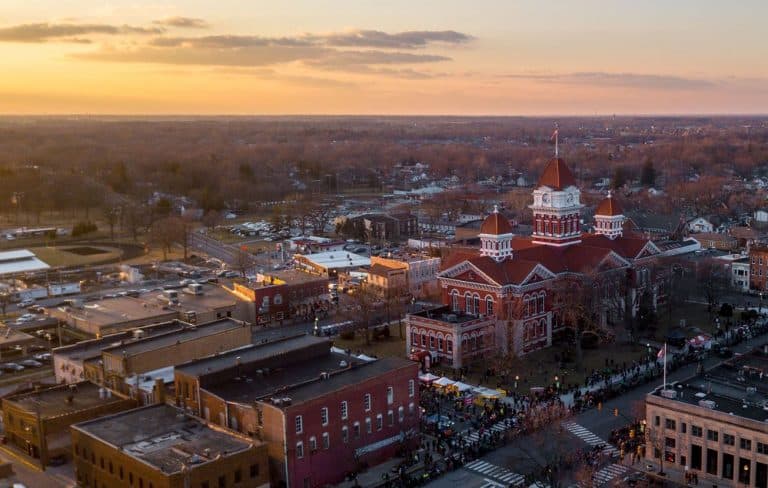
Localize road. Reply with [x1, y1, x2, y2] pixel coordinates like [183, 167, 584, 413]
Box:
[428, 328, 768, 488]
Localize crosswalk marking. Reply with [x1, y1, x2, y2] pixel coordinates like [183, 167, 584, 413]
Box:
[465, 459, 525, 487]
[592, 463, 628, 485]
[561, 422, 619, 456]
[458, 419, 514, 444]
[480, 480, 506, 488]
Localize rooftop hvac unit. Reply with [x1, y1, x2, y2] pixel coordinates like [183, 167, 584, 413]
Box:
[282, 397, 292, 405]
[698, 399, 716, 409]
[748, 387, 758, 394]
[661, 389, 677, 399]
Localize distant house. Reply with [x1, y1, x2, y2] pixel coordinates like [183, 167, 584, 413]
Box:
[686, 217, 714, 233]
[754, 209, 768, 223]
[693, 232, 738, 252]
[729, 226, 760, 248]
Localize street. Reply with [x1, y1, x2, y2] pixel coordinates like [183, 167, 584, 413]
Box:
[426, 326, 768, 488]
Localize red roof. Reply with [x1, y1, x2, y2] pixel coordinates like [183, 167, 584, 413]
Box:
[580, 233, 651, 259]
[537, 157, 577, 190]
[466, 256, 540, 285]
[595, 195, 623, 216]
[480, 212, 514, 235]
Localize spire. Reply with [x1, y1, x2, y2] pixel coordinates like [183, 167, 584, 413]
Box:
[493, 204, 499, 214]
[607, 189, 612, 199]
[553, 122, 559, 158]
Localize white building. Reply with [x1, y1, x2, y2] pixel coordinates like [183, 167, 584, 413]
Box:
[686, 217, 714, 233]
[754, 210, 768, 223]
[714, 253, 750, 292]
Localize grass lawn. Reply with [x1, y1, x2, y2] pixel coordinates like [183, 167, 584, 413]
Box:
[29, 245, 123, 267]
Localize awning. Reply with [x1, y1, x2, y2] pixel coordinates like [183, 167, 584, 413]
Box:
[419, 373, 439, 383]
[433, 377, 455, 387]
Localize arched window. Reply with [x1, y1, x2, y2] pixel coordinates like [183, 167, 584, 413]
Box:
[473, 294, 480, 315]
[485, 296, 494, 316]
[538, 292, 545, 313]
[451, 290, 459, 312]
[465, 293, 472, 313]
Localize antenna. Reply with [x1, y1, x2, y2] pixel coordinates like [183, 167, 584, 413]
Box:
[554, 122, 559, 158]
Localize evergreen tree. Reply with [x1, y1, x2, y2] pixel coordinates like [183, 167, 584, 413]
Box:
[640, 158, 657, 187]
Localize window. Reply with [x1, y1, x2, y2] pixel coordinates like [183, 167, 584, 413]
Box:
[322, 432, 330, 449]
[321, 407, 328, 426]
[451, 291, 459, 312]
[376, 414, 383, 431]
[387, 410, 394, 426]
[342, 426, 349, 444]
[707, 429, 719, 442]
[218, 475, 225, 488]
[295, 415, 303, 434]
[665, 437, 676, 449]
[365, 417, 372, 434]
[387, 386, 394, 404]
[119, 467, 123, 480]
[364, 394, 371, 412]
[421, 334, 426, 347]
[758, 442, 768, 454]
[309, 436, 317, 452]
[465, 294, 471, 313]
[353, 422, 360, 439]
[665, 418, 676, 430]
[447, 339, 453, 353]
[340, 401, 348, 420]
[473, 295, 480, 315]
[429, 336, 435, 348]
[409, 402, 415, 415]
[740, 438, 752, 451]
[398, 406, 405, 422]
[408, 380, 415, 398]
[250, 464, 259, 478]
[235, 469, 242, 483]
[486, 297, 494, 315]
[724, 434, 735, 446]
[654, 415, 660, 426]
[681, 422, 687, 434]
[296, 442, 304, 459]
[691, 425, 702, 437]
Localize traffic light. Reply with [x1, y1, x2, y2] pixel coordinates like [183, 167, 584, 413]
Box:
[597, 402, 602, 412]
[613, 408, 619, 417]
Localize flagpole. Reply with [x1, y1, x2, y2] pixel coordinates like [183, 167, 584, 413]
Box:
[663, 343, 667, 390]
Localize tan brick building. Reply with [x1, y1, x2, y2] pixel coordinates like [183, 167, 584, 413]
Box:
[1, 382, 136, 468]
[645, 346, 768, 487]
[71, 403, 269, 488]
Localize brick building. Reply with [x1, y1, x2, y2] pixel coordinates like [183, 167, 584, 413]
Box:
[71, 404, 269, 488]
[407, 157, 663, 366]
[174, 335, 420, 488]
[91, 318, 251, 395]
[368, 255, 441, 298]
[230, 270, 329, 325]
[750, 246, 768, 292]
[1, 381, 136, 468]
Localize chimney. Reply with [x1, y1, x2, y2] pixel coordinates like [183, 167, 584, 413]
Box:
[154, 378, 166, 404]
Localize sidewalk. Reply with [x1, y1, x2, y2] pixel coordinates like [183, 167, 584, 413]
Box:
[335, 448, 438, 488]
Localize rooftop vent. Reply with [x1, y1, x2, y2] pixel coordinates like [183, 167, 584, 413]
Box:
[661, 389, 677, 399]
[282, 397, 292, 405]
[339, 360, 348, 368]
[698, 399, 716, 410]
[320, 372, 329, 380]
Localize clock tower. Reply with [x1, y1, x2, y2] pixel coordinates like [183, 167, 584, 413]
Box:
[530, 157, 583, 246]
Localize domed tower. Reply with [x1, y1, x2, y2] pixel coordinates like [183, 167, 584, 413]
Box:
[594, 190, 625, 239]
[479, 206, 514, 261]
[530, 157, 583, 246]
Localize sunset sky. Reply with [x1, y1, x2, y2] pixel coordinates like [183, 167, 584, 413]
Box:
[1, 0, 767, 115]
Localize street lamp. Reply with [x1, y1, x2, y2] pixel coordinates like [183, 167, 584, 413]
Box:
[554, 375, 560, 391]
[743, 463, 750, 487]
[514, 375, 519, 390]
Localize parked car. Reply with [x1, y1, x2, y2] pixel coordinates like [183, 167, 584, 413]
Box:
[33, 353, 52, 362]
[19, 359, 43, 368]
[19, 299, 35, 308]
[0, 363, 24, 372]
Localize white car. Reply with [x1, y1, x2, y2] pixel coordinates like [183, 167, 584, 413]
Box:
[19, 299, 35, 308]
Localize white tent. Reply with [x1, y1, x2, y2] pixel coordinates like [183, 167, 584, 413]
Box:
[451, 381, 473, 392]
[419, 373, 440, 383]
[433, 377, 456, 387]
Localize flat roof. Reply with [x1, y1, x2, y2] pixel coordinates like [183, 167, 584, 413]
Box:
[207, 351, 364, 403]
[62, 297, 177, 328]
[125, 366, 175, 393]
[176, 334, 327, 377]
[73, 404, 255, 474]
[4, 381, 128, 418]
[295, 251, 370, 270]
[651, 345, 768, 422]
[174, 286, 237, 312]
[0, 249, 49, 276]
[282, 356, 415, 405]
[101, 319, 245, 358]
[0, 327, 36, 346]
[410, 305, 483, 324]
[53, 321, 185, 363]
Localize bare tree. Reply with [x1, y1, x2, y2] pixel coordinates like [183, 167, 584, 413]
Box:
[103, 206, 121, 240]
[233, 247, 255, 278]
[149, 216, 185, 261]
